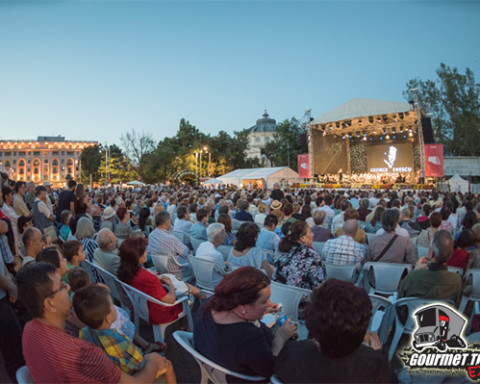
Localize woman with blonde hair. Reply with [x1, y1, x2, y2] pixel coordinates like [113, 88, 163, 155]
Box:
[254, 202, 268, 228]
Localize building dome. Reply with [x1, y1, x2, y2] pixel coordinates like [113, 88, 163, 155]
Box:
[250, 110, 277, 133]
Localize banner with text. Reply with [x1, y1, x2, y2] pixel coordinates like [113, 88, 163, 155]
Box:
[424, 144, 444, 177]
[298, 154, 310, 178]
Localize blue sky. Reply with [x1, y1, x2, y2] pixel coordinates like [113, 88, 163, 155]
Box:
[0, 0, 479, 147]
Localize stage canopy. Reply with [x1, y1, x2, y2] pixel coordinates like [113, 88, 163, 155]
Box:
[309, 98, 423, 176]
[217, 167, 301, 188]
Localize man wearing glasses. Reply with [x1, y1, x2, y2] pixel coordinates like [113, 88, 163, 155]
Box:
[16, 262, 164, 383]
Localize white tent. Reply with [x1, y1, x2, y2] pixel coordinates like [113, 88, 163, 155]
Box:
[126, 180, 146, 186]
[217, 167, 302, 188]
[448, 174, 469, 193]
[203, 178, 224, 185]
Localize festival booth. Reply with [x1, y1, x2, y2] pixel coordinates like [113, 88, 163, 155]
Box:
[448, 174, 469, 193]
[217, 167, 302, 189]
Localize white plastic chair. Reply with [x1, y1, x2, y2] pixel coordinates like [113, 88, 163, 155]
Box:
[16, 366, 34, 384]
[311, 242, 325, 255]
[81, 260, 103, 284]
[190, 237, 204, 254]
[188, 255, 225, 291]
[369, 294, 394, 345]
[388, 298, 450, 360]
[416, 246, 429, 259]
[270, 281, 312, 322]
[459, 270, 480, 332]
[172, 230, 186, 243]
[117, 280, 193, 343]
[360, 262, 412, 296]
[217, 245, 233, 261]
[151, 254, 189, 275]
[270, 374, 283, 384]
[323, 262, 358, 283]
[447, 266, 464, 277]
[85, 260, 132, 314]
[173, 331, 265, 384]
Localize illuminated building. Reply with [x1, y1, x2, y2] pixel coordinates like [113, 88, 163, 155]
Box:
[0, 135, 97, 185]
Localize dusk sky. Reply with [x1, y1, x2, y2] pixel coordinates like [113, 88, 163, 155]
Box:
[1, 0, 479, 147]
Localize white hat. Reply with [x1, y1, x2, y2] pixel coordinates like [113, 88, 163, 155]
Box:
[102, 207, 116, 220]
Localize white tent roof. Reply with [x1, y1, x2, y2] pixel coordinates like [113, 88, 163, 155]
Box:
[448, 174, 467, 182]
[312, 98, 412, 125]
[217, 167, 301, 186]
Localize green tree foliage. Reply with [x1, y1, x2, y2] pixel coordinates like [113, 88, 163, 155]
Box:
[79, 145, 101, 181]
[261, 118, 305, 169]
[98, 145, 137, 185]
[404, 63, 480, 156]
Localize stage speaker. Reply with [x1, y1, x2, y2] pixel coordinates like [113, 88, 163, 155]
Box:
[421, 117, 435, 144]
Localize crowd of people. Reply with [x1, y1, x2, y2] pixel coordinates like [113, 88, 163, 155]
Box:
[1, 171, 480, 383]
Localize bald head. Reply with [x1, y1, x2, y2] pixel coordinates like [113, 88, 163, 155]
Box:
[97, 228, 117, 251]
[22, 227, 43, 258]
[343, 219, 358, 238]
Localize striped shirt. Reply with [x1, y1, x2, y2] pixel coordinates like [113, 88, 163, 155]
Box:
[23, 319, 121, 384]
[148, 228, 189, 278]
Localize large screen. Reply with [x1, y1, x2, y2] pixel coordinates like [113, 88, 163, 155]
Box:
[367, 143, 414, 173]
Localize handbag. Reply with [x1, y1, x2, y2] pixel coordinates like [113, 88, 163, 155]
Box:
[43, 225, 58, 243]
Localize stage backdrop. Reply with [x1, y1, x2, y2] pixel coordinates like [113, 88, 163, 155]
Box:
[367, 143, 414, 173]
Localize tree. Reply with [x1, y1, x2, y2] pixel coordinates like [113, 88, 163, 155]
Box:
[79, 145, 101, 181]
[261, 118, 305, 170]
[404, 63, 480, 156]
[120, 129, 156, 178]
[98, 145, 137, 185]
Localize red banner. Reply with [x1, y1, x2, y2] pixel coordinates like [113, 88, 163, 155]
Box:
[298, 154, 310, 178]
[424, 144, 444, 177]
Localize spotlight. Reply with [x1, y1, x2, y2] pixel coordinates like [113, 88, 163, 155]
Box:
[323, 131, 326, 136]
[392, 135, 396, 139]
[399, 112, 404, 119]
[400, 126, 404, 133]
[409, 131, 413, 137]
[370, 137, 373, 141]
[358, 119, 363, 126]
[382, 128, 386, 135]
[386, 134, 390, 139]
[380, 137, 383, 140]
[336, 122, 340, 128]
[329, 125, 333, 130]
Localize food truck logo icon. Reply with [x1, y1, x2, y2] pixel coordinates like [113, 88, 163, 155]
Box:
[412, 304, 467, 352]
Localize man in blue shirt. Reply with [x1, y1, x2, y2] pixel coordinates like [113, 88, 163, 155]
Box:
[256, 215, 280, 251]
[189, 209, 209, 241]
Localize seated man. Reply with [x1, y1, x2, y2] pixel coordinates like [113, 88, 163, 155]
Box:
[148, 211, 193, 281]
[189, 209, 209, 241]
[256, 214, 280, 251]
[234, 199, 254, 222]
[398, 230, 462, 304]
[93, 228, 120, 275]
[195, 223, 229, 286]
[366, 209, 417, 266]
[16, 262, 164, 383]
[311, 210, 333, 243]
[275, 279, 396, 383]
[173, 205, 193, 234]
[322, 220, 365, 265]
[21, 226, 44, 266]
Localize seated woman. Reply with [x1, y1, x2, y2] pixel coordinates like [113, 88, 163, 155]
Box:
[335, 208, 366, 244]
[194, 267, 297, 382]
[114, 206, 134, 241]
[75, 217, 99, 262]
[447, 228, 475, 270]
[275, 279, 396, 383]
[417, 211, 442, 248]
[117, 237, 183, 325]
[272, 221, 324, 290]
[227, 222, 273, 278]
[217, 214, 236, 246]
[364, 206, 385, 234]
[416, 203, 432, 230]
